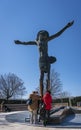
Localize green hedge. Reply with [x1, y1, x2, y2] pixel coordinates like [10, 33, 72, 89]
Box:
[53, 96, 81, 106]
[0, 96, 81, 106]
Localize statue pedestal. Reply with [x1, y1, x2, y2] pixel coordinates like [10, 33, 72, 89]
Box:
[47, 106, 75, 124]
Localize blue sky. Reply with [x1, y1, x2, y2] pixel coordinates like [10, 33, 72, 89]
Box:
[0, 0, 81, 98]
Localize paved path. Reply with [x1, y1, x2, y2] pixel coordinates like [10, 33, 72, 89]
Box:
[0, 111, 81, 130]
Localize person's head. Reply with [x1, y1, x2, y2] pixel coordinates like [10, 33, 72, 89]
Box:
[32, 91, 36, 94]
[32, 91, 38, 94]
[35, 91, 38, 94]
[47, 90, 51, 94]
[36, 30, 49, 41]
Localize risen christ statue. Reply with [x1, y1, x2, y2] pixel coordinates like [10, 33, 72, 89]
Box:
[14, 20, 74, 97]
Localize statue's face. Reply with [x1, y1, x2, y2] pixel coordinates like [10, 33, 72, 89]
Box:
[37, 30, 49, 41]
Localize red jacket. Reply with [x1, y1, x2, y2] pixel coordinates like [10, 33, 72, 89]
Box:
[43, 92, 52, 110]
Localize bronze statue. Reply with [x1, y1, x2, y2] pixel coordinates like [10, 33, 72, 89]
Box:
[14, 21, 74, 97]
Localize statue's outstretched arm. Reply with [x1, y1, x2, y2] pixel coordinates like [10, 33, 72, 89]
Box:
[48, 20, 74, 41]
[14, 40, 37, 45]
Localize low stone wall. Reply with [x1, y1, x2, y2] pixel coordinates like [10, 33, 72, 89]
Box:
[52, 102, 68, 107]
[0, 104, 27, 112]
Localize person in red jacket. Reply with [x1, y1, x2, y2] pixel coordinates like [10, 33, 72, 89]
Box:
[42, 90, 52, 121]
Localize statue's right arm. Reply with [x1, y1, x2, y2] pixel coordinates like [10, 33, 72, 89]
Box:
[14, 40, 37, 45]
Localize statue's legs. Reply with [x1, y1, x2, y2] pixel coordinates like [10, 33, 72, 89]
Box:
[46, 56, 56, 91]
[46, 79, 50, 91]
[40, 71, 44, 97]
[46, 66, 50, 91]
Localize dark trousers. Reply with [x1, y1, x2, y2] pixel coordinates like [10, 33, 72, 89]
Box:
[44, 110, 50, 120]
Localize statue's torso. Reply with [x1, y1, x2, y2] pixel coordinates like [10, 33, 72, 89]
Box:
[37, 40, 48, 58]
[37, 40, 50, 72]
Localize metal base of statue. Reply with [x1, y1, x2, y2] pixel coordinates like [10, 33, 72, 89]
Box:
[43, 106, 81, 127]
[37, 106, 81, 127]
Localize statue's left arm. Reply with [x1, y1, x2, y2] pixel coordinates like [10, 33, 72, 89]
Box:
[48, 20, 74, 41]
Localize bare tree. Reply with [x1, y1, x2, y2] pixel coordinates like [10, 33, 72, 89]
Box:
[0, 73, 26, 100]
[59, 91, 71, 98]
[49, 69, 62, 98]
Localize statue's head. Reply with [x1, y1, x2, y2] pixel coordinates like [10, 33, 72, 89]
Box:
[36, 30, 49, 41]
